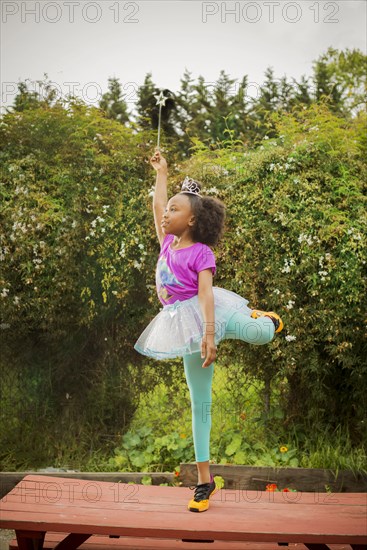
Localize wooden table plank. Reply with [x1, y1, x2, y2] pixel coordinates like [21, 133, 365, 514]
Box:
[3, 475, 366, 508]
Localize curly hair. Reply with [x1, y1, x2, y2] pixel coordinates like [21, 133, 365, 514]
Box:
[180, 183, 226, 247]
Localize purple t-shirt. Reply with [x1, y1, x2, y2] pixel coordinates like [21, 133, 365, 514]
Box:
[156, 233, 216, 306]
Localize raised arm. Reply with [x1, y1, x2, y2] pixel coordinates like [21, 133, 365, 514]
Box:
[150, 149, 168, 247]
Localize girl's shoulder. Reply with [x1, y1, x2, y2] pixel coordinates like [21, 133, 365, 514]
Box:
[160, 233, 175, 250]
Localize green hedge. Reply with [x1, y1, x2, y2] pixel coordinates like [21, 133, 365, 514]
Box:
[0, 99, 365, 468]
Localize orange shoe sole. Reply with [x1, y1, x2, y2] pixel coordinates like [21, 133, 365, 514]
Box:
[251, 310, 284, 333]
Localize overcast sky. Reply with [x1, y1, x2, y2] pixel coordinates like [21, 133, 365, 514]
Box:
[1, 0, 366, 114]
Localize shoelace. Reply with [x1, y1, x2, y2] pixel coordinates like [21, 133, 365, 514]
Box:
[189, 481, 213, 502]
[268, 315, 280, 331]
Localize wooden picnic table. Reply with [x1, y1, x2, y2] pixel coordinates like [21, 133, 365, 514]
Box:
[0, 474, 366, 550]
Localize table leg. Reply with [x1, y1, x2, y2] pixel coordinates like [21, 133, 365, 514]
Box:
[54, 533, 91, 550]
[16, 530, 45, 550]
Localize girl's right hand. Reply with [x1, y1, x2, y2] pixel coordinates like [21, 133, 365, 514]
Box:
[150, 149, 167, 173]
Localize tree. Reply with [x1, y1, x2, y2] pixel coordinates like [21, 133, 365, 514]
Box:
[9, 74, 61, 113]
[292, 75, 313, 108]
[99, 77, 130, 124]
[171, 68, 199, 155]
[314, 47, 367, 117]
[135, 73, 157, 130]
[228, 75, 252, 146]
[250, 67, 281, 140]
[313, 58, 344, 115]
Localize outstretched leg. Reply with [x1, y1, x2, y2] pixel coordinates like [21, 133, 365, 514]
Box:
[183, 351, 213, 483]
[223, 309, 275, 345]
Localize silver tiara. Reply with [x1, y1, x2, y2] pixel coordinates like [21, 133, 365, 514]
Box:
[180, 176, 202, 197]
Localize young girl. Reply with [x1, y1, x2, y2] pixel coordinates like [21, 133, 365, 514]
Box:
[134, 149, 283, 513]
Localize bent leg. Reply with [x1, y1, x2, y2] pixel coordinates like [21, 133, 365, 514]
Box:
[223, 310, 275, 345]
[183, 351, 214, 463]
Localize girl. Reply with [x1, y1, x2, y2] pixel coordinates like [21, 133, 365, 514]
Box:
[134, 149, 283, 513]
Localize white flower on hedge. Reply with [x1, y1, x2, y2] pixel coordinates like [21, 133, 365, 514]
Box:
[273, 289, 281, 295]
[119, 242, 126, 258]
[298, 233, 313, 246]
[0, 246, 9, 261]
[285, 335, 297, 342]
[269, 163, 275, 171]
[281, 258, 295, 273]
[133, 260, 142, 270]
[1, 288, 9, 297]
[15, 185, 28, 195]
[286, 300, 295, 310]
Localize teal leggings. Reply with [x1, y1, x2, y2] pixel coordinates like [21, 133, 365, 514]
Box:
[183, 311, 275, 463]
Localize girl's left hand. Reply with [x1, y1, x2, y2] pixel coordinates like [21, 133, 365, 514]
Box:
[201, 335, 217, 368]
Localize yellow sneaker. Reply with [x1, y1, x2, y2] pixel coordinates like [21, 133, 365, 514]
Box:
[251, 310, 284, 333]
[187, 474, 218, 513]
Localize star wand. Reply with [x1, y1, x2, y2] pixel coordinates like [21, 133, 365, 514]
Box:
[154, 90, 169, 151]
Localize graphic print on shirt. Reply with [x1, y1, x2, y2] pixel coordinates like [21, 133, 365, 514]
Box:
[156, 255, 185, 303]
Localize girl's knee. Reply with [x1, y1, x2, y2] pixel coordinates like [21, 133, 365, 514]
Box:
[246, 318, 274, 344]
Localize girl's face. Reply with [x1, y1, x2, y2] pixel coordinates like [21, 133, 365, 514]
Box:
[161, 194, 195, 236]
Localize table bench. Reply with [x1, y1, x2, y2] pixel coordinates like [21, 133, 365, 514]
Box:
[0, 474, 366, 550]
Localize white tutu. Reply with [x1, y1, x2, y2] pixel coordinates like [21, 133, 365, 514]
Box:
[134, 286, 252, 359]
